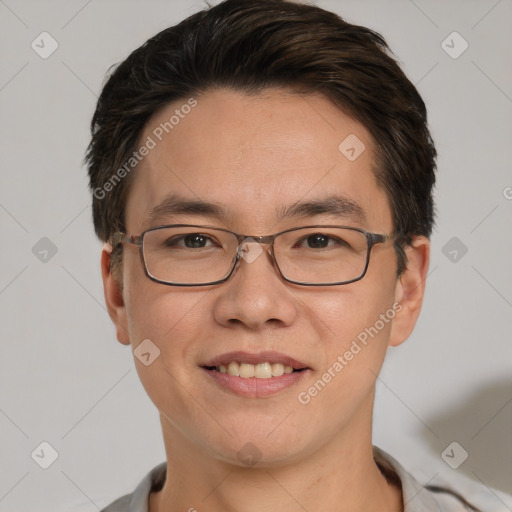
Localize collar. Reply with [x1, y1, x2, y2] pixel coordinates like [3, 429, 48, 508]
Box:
[109, 446, 455, 512]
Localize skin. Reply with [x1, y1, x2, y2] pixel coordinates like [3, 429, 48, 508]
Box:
[101, 88, 429, 512]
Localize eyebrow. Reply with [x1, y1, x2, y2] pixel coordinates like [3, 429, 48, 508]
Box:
[144, 193, 366, 227]
[144, 194, 226, 226]
[277, 196, 366, 223]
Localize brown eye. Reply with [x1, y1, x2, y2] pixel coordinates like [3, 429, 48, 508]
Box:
[164, 234, 216, 249]
[305, 233, 329, 248]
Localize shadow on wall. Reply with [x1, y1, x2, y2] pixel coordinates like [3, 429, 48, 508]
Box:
[422, 377, 512, 495]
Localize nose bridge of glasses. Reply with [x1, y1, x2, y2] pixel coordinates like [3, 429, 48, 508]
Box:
[236, 235, 275, 265]
[234, 233, 274, 244]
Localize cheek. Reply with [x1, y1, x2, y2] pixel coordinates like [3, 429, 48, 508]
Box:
[125, 283, 209, 357]
[295, 289, 398, 432]
[122, 255, 211, 379]
[123, 249, 202, 347]
[303, 259, 398, 387]
[307, 269, 397, 352]
[123, 284, 213, 418]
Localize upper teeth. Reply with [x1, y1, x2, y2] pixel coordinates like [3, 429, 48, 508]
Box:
[216, 362, 294, 379]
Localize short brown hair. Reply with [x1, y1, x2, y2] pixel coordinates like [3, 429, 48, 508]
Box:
[86, 0, 436, 275]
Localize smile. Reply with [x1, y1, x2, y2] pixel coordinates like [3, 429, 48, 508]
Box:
[201, 351, 310, 397]
[209, 361, 305, 378]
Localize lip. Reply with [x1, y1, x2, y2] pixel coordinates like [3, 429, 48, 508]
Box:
[202, 367, 310, 398]
[201, 351, 311, 398]
[201, 350, 310, 370]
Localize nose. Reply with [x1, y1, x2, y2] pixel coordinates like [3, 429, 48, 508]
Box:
[212, 239, 298, 330]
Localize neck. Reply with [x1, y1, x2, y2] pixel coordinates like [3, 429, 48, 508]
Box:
[149, 397, 403, 512]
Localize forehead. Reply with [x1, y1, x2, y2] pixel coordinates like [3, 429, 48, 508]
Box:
[125, 88, 392, 232]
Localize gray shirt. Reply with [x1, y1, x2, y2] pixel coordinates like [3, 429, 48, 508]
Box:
[101, 446, 476, 511]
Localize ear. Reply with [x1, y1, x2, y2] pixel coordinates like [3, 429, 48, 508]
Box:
[101, 244, 130, 345]
[388, 236, 430, 347]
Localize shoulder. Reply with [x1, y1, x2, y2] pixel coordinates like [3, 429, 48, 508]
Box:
[101, 462, 167, 512]
[102, 452, 486, 512]
[425, 485, 483, 512]
[101, 494, 132, 512]
[373, 446, 482, 512]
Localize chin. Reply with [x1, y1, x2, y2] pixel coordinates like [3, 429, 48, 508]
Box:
[199, 425, 314, 469]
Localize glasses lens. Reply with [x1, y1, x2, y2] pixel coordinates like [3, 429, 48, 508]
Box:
[275, 227, 369, 284]
[142, 226, 237, 285]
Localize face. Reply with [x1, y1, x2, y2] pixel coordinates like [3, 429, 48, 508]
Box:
[103, 88, 428, 467]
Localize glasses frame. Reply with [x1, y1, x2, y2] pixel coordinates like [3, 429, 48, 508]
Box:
[112, 224, 391, 287]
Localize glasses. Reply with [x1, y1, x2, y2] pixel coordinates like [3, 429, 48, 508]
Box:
[112, 224, 391, 287]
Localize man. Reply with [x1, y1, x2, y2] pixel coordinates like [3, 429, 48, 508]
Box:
[86, 0, 482, 510]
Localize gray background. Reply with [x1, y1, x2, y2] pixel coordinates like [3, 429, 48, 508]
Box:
[0, 0, 511, 510]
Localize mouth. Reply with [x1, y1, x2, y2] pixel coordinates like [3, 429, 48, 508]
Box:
[201, 351, 311, 397]
[202, 350, 310, 376]
[203, 361, 308, 379]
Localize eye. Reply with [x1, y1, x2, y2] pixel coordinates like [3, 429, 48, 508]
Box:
[305, 233, 330, 249]
[165, 233, 217, 249]
[295, 233, 350, 249]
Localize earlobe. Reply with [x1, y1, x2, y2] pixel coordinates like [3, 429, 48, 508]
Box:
[388, 236, 430, 347]
[101, 244, 131, 345]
